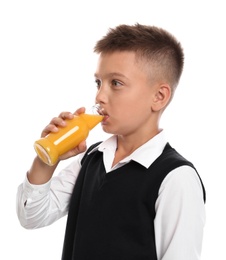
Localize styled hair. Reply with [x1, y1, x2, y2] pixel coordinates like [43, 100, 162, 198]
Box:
[94, 23, 184, 95]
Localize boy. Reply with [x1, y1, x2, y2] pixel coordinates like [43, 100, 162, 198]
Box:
[17, 23, 206, 260]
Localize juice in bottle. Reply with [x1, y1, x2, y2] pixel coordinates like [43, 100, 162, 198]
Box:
[34, 112, 103, 166]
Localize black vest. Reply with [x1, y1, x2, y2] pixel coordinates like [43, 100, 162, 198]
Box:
[62, 142, 205, 260]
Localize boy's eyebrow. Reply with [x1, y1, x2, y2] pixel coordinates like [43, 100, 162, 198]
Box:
[94, 72, 129, 80]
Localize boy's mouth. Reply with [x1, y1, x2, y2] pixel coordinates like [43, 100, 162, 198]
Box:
[103, 114, 109, 122]
[98, 107, 109, 122]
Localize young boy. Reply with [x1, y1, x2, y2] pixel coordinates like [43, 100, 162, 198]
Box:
[16, 23, 206, 260]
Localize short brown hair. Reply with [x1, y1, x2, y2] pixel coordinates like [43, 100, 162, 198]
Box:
[94, 23, 184, 95]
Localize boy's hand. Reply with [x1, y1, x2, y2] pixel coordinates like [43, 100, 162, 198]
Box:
[40, 107, 87, 161]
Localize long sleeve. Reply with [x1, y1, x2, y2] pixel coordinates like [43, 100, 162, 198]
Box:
[16, 157, 82, 229]
[154, 165, 206, 260]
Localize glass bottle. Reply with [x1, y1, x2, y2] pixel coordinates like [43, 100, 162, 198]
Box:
[34, 105, 103, 166]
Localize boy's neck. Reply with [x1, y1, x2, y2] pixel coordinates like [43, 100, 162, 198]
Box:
[112, 128, 160, 167]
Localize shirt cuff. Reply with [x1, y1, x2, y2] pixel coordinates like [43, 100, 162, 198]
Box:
[22, 174, 51, 205]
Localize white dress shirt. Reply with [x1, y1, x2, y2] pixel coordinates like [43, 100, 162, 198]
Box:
[16, 130, 206, 260]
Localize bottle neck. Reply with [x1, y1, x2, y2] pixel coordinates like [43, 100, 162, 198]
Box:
[80, 113, 103, 130]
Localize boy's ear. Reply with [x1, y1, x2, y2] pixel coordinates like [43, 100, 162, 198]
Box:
[151, 84, 171, 112]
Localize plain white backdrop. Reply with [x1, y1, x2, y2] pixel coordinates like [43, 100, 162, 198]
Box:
[0, 0, 225, 259]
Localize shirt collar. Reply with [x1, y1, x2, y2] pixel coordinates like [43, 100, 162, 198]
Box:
[88, 130, 167, 169]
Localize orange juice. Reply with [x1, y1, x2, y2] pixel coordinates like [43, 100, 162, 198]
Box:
[34, 113, 103, 166]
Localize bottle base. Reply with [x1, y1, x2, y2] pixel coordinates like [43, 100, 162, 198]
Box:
[34, 139, 58, 166]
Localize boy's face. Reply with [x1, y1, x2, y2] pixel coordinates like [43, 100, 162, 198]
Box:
[94, 51, 158, 136]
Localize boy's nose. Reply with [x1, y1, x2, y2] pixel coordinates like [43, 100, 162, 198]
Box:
[95, 86, 108, 104]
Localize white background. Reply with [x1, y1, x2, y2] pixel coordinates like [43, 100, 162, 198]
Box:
[0, 0, 225, 259]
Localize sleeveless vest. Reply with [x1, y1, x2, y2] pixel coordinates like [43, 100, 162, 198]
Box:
[62, 142, 205, 260]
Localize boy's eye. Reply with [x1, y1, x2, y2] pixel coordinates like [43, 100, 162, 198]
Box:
[112, 80, 122, 87]
[95, 79, 101, 89]
[95, 79, 123, 89]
